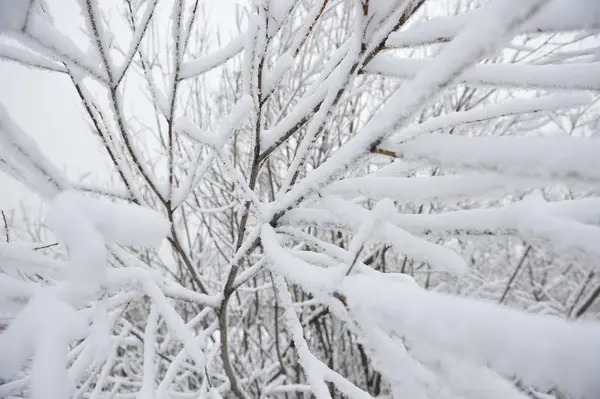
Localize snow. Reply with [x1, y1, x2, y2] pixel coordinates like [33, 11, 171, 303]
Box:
[178, 94, 253, 151]
[259, 82, 328, 151]
[259, 39, 352, 152]
[175, 117, 220, 148]
[0, 291, 87, 398]
[89, 300, 111, 364]
[29, 294, 83, 399]
[142, 278, 206, 369]
[179, 34, 245, 80]
[25, 10, 107, 82]
[347, 325, 445, 399]
[0, 272, 36, 314]
[384, 93, 593, 143]
[115, 0, 159, 81]
[0, 41, 68, 73]
[340, 273, 600, 398]
[159, 279, 222, 307]
[138, 305, 158, 398]
[267, 0, 296, 25]
[284, 192, 600, 264]
[385, 0, 600, 48]
[393, 135, 600, 183]
[49, 190, 170, 247]
[0, 241, 66, 280]
[515, 194, 600, 258]
[88, 326, 130, 398]
[275, 31, 362, 199]
[263, 52, 294, 96]
[366, 0, 406, 20]
[325, 196, 468, 274]
[0, 185, 172, 396]
[273, 274, 332, 399]
[48, 195, 106, 301]
[391, 195, 582, 232]
[376, 194, 600, 258]
[170, 0, 183, 69]
[325, 173, 540, 203]
[264, 384, 312, 395]
[170, 150, 215, 208]
[366, 56, 600, 91]
[261, 224, 345, 297]
[216, 95, 254, 142]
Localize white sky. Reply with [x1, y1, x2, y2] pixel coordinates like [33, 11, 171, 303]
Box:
[0, 0, 239, 215]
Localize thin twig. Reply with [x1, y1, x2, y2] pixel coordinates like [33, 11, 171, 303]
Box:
[499, 245, 532, 304]
[1, 210, 9, 243]
[575, 281, 600, 318]
[33, 243, 59, 251]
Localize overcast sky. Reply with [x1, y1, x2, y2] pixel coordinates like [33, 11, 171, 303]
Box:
[0, 0, 238, 217]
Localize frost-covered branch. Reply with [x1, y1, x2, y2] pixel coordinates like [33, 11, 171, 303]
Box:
[2, 0, 600, 397]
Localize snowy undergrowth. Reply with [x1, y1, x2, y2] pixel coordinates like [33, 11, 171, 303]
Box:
[0, 190, 172, 398]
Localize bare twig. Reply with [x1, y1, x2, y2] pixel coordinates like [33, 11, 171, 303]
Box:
[1, 210, 9, 243]
[32, 243, 59, 251]
[499, 245, 532, 304]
